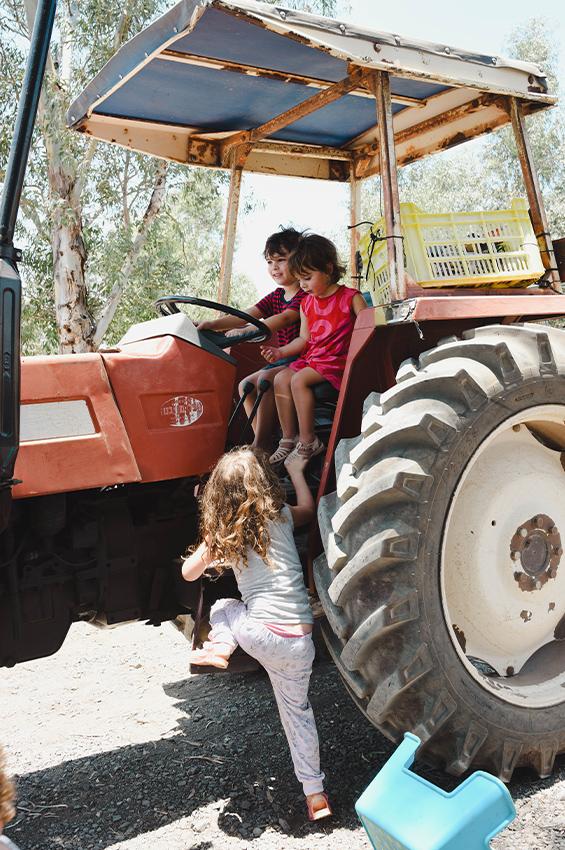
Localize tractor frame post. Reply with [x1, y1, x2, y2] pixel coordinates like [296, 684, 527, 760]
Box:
[0, 0, 57, 515]
[510, 97, 562, 292]
[371, 70, 406, 302]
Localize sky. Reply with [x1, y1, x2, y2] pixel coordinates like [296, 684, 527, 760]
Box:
[233, 0, 564, 297]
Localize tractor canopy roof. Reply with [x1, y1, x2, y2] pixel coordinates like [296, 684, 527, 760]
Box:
[66, 0, 556, 181]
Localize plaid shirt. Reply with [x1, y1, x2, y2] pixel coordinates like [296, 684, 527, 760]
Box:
[255, 288, 305, 347]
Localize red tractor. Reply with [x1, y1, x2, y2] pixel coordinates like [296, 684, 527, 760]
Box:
[2, 0, 565, 781]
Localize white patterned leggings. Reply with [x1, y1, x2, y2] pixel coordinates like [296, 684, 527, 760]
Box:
[209, 598, 325, 796]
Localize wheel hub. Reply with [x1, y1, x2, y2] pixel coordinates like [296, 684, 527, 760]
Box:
[510, 514, 561, 584]
[442, 405, 565, 708]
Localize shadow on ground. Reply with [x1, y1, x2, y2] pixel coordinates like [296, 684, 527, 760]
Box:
[6, 663, 389, 849]
[7, 661, 565, 850]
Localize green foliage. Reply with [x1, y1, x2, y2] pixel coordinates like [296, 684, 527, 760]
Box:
[1, 0, 256, 354]
[100, 168, 257, 344]
[263, 0, 343, 15]
[362, 18, 565, 242]
[3, 2, 563, 357]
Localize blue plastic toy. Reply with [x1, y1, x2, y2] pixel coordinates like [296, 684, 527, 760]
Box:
[355, 733, 516, 850]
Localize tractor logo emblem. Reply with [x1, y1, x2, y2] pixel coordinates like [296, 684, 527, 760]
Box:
[161, 396, 203, 427]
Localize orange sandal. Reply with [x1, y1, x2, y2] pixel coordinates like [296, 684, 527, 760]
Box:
[189, 646, 230, 669]
[306, 792, 332, 821]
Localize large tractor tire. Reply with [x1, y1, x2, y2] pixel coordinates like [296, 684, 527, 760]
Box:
[315, 324, 565, 780]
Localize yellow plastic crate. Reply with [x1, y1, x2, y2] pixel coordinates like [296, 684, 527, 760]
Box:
[358, 198, 544, 305]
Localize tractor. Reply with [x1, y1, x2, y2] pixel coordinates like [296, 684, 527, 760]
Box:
[1, 0, 565, 782]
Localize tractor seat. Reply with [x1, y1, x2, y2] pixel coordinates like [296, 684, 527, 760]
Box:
[313, 380, 339, 431]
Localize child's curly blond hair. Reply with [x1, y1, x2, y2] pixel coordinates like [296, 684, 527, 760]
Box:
[0, 747, 15, 828]
[198, 446, 285, 573]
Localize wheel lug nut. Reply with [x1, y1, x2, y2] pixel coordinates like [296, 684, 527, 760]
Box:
[519, 527, 528, 537]
[536, 516, 544, 528]
[510, 551, 520, 561]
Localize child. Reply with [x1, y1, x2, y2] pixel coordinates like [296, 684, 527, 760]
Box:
[0, 748, 18, 849]
[197, 228, 305, 450]
[262, 234, 366, 465]
[181, 447, 332, 822]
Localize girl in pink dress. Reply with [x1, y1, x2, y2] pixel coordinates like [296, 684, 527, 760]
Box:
[262, 235, 366, 465]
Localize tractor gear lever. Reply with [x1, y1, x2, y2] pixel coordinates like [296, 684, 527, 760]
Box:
[228, 380, 254, 432]
[239, 378, 271, 445]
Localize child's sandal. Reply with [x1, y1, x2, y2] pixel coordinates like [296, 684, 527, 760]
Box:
[306, 792, 332, 822]
[269, 438, 296, 465]
[189, 647, 230, 669]
[289, 435, 325, 464]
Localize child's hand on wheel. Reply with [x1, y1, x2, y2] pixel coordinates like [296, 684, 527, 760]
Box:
[226, 325, 251, 337]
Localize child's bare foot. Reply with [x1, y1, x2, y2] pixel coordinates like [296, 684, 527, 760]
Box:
[306, 791, 332, 821]
[189, 642, 232, 669]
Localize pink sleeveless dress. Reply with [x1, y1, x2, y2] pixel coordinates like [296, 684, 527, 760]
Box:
[289, 285, 358, 390]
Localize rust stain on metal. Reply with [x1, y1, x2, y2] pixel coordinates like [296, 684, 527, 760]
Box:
[510, 97, 562, 291]
[510, 513, 561, 592]
[520, 609, 532, 622]
[514, 570, 555, 592]
[549, 602, 555, 612]
[452, 624, 466, 652]
[221, 66, 370, 162]
[329, 160, 349, 181]
[358, 93, 498, 156]
[162, 47, 346, 90]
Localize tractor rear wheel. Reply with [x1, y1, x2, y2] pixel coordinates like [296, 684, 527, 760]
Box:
[315, 324, 565, 780]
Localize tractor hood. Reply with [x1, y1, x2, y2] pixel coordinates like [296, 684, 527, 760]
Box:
[66, 0, 555, 180]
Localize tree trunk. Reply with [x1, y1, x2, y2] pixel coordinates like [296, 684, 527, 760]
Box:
[23, 0, 96, 353]
[52, 205, 95, 353]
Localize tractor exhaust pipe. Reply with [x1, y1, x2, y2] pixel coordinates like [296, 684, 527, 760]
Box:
[0, 0, 57, 527]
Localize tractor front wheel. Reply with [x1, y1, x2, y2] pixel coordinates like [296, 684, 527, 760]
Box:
[315, 324, 565, 780]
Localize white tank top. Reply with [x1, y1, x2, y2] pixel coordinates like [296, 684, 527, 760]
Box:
[234, 505, 313, 624]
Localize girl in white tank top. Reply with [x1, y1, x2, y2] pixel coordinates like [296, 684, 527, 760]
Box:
[182, 447, 332, 822]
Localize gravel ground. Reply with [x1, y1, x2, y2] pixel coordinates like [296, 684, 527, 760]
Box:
[1, 621, 564, 850]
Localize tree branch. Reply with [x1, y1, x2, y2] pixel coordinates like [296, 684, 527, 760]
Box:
[20, 196, 49, 239]
[22, 0, 60, 173]
[73, 138, 98, 204]
[122, 150, 131, 228]
[93, 161, 169, 347]
[113, 9, 132, 52]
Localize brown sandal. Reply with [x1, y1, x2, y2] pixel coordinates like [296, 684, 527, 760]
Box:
[269, 438, 296, 465]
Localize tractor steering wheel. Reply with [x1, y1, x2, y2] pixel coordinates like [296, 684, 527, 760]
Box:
[154, 295, 271, 349]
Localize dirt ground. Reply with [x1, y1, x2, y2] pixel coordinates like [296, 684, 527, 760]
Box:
[2, 621, 564, 850]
